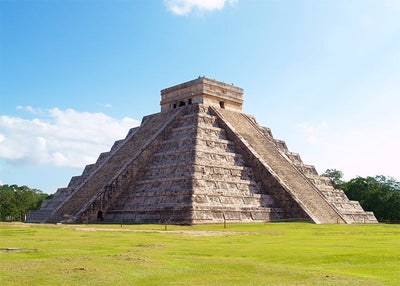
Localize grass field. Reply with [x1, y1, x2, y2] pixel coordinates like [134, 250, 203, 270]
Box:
[0, 222, 399, 285]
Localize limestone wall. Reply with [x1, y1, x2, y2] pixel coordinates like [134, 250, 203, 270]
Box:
[160, 77, 243, 112]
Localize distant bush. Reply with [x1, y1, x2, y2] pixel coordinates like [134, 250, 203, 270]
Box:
[0, 185, 50, 221]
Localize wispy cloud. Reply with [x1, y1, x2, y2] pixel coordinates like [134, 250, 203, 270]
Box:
[297, 121, 328, 144]
[0, 107, 140, 169]
[16, 105, 43, 114]
[164, 0, 237, 16]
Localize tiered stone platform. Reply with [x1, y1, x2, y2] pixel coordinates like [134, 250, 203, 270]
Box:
[27, 77, 377, 224]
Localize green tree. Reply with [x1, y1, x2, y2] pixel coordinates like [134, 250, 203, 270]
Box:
[0, 185, 17, 220]
[341, 176, 400, 222]
[0, 184, 50, 221]
[322, 169, 344, 188]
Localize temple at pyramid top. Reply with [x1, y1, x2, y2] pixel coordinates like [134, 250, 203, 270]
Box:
[160, 77, 244, 112]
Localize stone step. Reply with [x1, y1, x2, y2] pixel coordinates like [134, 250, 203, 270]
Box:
[150, 149, 196, 165]
[169, 125, 197, 139]
[110, 197, 193, 211]
[39, 188, 75, 209]
[158, 137, 197, 153]
[342, 212, 378, 223]
[292, 163, 318, 176]
[274, 139, 288, 152]
[305, 175, 333, 187]
[332, 201, 365, 212]
[110, 139, 125, 152]
[286, 152, 302, 164]
[198, 114, 219, 127]
[103, 208, 193, 223]
[196, 126, 228, 140]
[196, 138, 235, 153]
[26, 210, 53, 223]
[145, 164, 256, 180]
[178, 112, 219, 128]
[117, 189, 192, 199]
[191, 208, 284, 222]
[319, 189, 349, 201]
[95, 152, 111, 165]
[143, 164, 195, 179]
[192, 177, 260, 191]
[82, 164, 97, 178]
[125, 127, 139, 139]
[134, 176, 191, 192]
[67, 176, 83, 188]
[195, 148, 244, 160]
[192, 194, 275, 207]
[260, 127, 273, 139]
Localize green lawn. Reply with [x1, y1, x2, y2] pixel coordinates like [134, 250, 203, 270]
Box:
[0, 222, 399, 285]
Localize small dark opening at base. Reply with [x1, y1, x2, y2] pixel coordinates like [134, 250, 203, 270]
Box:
[219, 101, 225, 109]
[97, 211, 104, 222]
[172, 104, 177, 109]
[188, 98, 192, 105]
[179, 101, 185, 107]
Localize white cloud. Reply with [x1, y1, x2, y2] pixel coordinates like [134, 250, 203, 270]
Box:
[297, 121, 328, 144]
[105, 103, 112, 108]
[0, 107, 140, 169]
[164, 0, 237, 16]
[16, 105, 42, 114]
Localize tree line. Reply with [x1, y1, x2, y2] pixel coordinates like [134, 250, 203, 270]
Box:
[322, 169, 400, 222]
[0, 184, 52, 221]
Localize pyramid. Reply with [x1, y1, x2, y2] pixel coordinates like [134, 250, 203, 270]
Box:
[27, 77, 378, 224]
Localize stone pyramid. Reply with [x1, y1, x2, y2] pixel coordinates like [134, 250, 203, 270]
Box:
[27, 77, 378, 224]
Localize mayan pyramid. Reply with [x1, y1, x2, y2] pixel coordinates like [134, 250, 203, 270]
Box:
[27, 77, 378, 224]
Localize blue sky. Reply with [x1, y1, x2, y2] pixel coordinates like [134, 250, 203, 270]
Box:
[1, 0, 399, 193]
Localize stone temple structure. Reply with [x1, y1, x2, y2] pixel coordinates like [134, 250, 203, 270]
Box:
[27, 77, 377, 224]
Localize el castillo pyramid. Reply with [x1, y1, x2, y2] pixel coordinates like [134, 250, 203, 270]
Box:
[27, 77, 377, 224]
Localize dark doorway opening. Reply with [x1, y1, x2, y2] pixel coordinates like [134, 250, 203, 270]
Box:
[97, 211, 104, 222]
[219, 101, 225, 109]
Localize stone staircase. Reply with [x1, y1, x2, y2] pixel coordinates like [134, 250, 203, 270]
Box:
[213, 107, 345, 224]
[103, 105, 284, 224]
[103, 111, 196, 223]
[191, 107, 284, 223]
